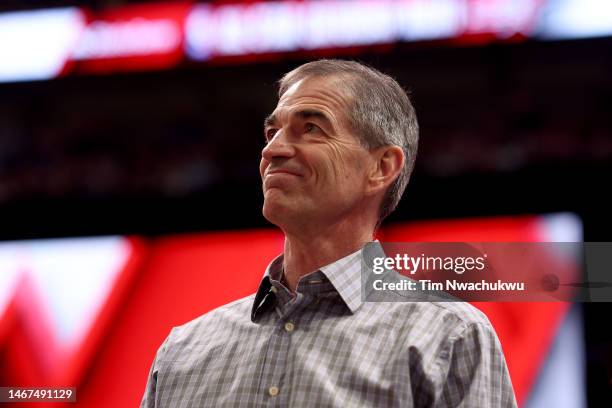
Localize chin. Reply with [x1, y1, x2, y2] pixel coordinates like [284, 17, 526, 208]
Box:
[262, 198, 300, 228]
[262, 200, 287, 225]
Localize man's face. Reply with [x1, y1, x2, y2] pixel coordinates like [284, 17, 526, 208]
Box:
[260, 76, 376, 230]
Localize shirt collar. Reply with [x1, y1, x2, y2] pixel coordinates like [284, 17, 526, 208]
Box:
[318, 248, 363, 313]
[251, 244, 373, 322]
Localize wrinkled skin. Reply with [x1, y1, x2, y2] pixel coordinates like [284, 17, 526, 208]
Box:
[260, 76, 379, 236]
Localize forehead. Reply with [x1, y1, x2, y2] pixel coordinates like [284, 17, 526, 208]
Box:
[273, 76, 353, 123]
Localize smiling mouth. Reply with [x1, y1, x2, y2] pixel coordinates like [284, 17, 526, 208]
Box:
[263, 170, 301, 191]
[266, 170, 301, 177]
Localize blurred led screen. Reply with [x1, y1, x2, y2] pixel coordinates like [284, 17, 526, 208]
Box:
[1, 0, 612, 82]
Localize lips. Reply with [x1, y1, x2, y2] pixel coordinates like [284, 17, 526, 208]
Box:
[263, 167, 303, 191]
[265, 168, 302, 177]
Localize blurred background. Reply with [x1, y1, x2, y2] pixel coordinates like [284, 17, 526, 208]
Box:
[0, 0, 611, 406]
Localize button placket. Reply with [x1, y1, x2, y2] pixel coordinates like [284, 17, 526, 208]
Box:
[259, 290, 310, 406]
[259, 316, 289, 406]
[284, 321, 295, 332]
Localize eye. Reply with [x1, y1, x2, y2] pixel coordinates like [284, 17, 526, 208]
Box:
[305, 123, 321, 133]
[265, 128, 277, 142]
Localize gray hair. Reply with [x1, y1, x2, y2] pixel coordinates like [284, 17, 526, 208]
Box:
[278, 59, 419, 226]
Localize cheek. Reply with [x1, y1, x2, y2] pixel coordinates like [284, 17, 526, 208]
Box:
[329, 147, 365, 182]
[304, 143, 366, 187]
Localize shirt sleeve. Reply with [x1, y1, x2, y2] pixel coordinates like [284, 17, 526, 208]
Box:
[435, 322, 518, 408]
[140, 334, 171, 408]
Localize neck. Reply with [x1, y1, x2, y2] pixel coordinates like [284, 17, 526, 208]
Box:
[280, 219, 375, 293]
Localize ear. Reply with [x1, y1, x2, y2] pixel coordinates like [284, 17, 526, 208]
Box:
[365, 145, 405, 196]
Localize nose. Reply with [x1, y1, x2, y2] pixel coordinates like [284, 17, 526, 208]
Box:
[261, 130, 295, 161]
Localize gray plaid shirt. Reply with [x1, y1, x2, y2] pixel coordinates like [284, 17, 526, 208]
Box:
[141, 247, 517, 407]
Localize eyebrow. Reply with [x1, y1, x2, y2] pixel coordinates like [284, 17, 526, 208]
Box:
[264, 109, 333, 129]
[264, 113, 277, 128]
[295, 109, 333, 129]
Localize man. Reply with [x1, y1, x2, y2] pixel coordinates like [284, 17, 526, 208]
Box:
[141, 60, 517, 407]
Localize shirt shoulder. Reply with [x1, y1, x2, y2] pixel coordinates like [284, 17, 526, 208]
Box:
[425, 301, 502, 349]
[167, 293, 256, 347]
[428, 300, 493, 328]
[369, 298, 497, 346]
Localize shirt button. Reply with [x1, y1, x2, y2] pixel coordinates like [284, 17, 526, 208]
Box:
[284, 322, 295, 332]
[268, 386, 279, 396]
